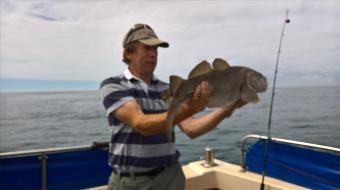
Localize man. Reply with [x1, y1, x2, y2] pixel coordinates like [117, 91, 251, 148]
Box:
[100, 23, 246, 190]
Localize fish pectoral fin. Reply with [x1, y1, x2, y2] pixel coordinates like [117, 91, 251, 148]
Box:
[212, 58, 230, 71]
[170, 75, 184, 96]
[188, 60, 212, 79]
[240, 85, 259, 103]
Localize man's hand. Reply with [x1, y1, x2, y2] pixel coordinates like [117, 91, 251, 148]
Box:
[179, 81, 211, 115]
[221, 99, 248, 118]
[186, 81, 211, 113]
[235, 99, 248, 108]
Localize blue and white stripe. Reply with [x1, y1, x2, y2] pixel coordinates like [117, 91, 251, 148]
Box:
[100, 69, 179, 172]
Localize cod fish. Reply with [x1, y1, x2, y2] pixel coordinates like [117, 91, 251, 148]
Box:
[166, 58, 268, 141]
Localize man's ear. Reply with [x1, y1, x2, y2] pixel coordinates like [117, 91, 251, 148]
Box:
[123, 50, 134, 64]
[124, 50, 130, 59]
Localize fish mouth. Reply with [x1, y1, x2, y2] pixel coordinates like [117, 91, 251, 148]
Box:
[248, 73, 268, 92]
[258, 77, 268, 92]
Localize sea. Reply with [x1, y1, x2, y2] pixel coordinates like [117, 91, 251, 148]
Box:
[1, 86, 339, 165]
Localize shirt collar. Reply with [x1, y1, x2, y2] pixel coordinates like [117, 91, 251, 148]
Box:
[124, 68, 159, 84]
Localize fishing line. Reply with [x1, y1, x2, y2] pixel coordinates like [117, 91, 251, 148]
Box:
[260, 9, 290, 190]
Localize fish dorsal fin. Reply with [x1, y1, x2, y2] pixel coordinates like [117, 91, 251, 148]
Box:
[212, 58, 230, 71]
[188, 60, 212, 79]
[169, 75, 184, 96]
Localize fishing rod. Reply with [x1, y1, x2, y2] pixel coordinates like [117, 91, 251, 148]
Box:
[260, 9, 290, 190]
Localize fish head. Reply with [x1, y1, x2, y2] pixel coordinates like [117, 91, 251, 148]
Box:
[245, 70, 268, 93]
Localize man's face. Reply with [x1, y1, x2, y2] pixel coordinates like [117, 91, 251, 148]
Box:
[128, 43, 158, 75]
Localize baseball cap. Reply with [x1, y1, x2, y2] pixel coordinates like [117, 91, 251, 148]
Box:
[122, 23, 169, 48]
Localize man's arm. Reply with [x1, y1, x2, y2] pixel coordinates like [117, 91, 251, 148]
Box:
[113, 101, 167, 136]
[178, 100, 247, 139]
[112, 82, 212, 136]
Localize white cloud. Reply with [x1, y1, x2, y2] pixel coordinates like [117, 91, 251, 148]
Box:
[1, 0, 340, 87]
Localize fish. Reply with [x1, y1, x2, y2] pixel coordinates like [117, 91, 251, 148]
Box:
[166, 58, 268, 141]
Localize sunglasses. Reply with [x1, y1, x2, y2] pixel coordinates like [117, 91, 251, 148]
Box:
[123, 24, 154, 48]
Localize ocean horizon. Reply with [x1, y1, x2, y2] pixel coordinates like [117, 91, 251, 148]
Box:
[1, 86, 339, 164]
[0, 78, 100, 92]
[2, 78, 340, 93]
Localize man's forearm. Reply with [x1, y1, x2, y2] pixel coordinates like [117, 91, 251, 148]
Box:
[171, 103, 201, 126]
[179, 105, 238, 139]
[134, 112, 168, 136]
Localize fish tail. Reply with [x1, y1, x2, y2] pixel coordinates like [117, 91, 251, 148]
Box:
[166, 98, 178, 142]
[166, 120, 173, 142]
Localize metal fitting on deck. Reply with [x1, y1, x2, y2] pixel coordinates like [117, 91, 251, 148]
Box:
[202, 147, 217, 168]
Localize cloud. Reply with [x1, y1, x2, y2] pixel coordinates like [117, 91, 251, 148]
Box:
[1, 0, 340, 87]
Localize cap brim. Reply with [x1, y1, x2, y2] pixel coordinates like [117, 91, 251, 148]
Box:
[139, 38, 169, 48]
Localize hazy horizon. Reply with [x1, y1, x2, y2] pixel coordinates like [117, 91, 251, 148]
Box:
[1, 78, 339, 93]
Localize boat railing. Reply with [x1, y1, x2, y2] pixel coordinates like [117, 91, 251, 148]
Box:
[240, 134, 340, 171]
[0, 141, 109, 190]
[0, 141, 109, 159]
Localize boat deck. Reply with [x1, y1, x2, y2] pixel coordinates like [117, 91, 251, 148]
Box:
[90, 159, 306, 190]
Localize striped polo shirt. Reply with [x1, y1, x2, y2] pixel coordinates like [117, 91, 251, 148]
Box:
[100, 68, 180, 172]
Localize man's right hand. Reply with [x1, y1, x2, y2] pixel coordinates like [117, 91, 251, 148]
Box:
[179, 81, 212, 115]
[170, 81, 212, 126]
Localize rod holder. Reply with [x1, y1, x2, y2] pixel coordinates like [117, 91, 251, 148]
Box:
[202, 147, 217, 168]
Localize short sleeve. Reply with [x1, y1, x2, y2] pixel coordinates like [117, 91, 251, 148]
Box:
[100, 77, 136, 116]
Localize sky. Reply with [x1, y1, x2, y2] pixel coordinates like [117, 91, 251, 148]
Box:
[1, 0, 340, 91]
